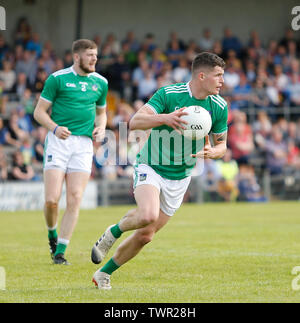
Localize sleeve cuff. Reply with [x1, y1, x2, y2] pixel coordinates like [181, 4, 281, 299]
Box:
[145, 103, 158, 114]
[40, 96, 53, 104]
[96, 104, 106, 109]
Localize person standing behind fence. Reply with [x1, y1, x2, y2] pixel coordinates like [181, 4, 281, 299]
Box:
[34, 39, 108, 265]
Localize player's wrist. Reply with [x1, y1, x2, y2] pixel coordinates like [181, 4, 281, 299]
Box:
[159, 114, 169, 126]
[53, 125, 59, 135]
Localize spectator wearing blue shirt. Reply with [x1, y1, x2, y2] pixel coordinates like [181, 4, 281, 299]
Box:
[26, 32, 42, 57]
[17, 107, 33, 133]
[231, 73, 252, 110]
[0, 117, 8, 145]
[222, 27, 243, 56]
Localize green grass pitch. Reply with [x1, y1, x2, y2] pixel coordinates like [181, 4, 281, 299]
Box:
[1, 201, 300, 303]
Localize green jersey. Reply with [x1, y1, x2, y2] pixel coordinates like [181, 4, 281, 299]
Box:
[136, 82, 228, 180]
[40, 66, 108, 138]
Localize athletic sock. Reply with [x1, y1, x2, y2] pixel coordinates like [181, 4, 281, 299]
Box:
[48, 228, 58, 240]
[100, 257, 120, 275]
[110, 223, 123, 239]
[54, 238, 69, 256]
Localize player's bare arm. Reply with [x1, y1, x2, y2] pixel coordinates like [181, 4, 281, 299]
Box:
[93, 107, 107, 142]
[34, 98, 71, 140]
[129, 105, 188, 133]
[191, 132, 227, 159]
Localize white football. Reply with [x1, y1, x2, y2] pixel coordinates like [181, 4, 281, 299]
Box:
[180, 106, 212, 140]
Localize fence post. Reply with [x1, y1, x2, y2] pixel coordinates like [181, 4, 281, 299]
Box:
[98, 179, 109, 206]
[263, 170, 271, 201]
[195, 177, 204, 204]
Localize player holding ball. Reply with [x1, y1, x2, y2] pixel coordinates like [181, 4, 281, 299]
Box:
[91, 52, 228, 289]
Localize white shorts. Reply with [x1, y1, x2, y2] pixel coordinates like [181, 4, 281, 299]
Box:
[133, 164, 191, 217]
[43, 132, 93, 174]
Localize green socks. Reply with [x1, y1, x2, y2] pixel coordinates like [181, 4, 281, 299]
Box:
[100, 258, 120, 275]
[110, 223, 123, 239]
[48, 228, 58, 240]
[54, 238, 69, 256]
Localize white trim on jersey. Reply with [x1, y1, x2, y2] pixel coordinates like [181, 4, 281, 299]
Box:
[53, 67, 72, 78]
[210, 95, 226, 109]
[214, 95, 227, 106]
[70, 66, 77, 76]
[145, 103, 158, 114]
[186, 82, 193, 98]
[165, 84, 187, 92]
[165, 84, 187, 90]
[40, 96, 53, 104]
[89, 72, 108, 84]
[96, 104, 107, 109]
[165, 90, 189, 95]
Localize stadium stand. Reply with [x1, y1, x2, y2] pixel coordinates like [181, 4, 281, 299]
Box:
[0, 17, 300, 203]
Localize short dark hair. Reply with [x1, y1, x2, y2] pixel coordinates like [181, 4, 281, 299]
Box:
[72, 39, 97, 54]
[192, 52, 225, 73]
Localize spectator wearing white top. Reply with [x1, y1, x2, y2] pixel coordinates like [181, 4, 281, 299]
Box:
[0, 60, 16, 92]
[137, 70, 157, 101]
[172, 57, 191, 83]
[199, 28, 214, 51]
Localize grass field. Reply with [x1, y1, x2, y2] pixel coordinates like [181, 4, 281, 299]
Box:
[1, 201, 300, 303]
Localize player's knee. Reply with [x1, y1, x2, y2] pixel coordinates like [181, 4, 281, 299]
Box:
[138, 212, 158, 227]
[67, 190, 82, 206]
[137, 206, 159, 227]
[45, 200, 58, 210]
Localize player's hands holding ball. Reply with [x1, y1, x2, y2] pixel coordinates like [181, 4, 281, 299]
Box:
[54, 126, 72, 140]
[163, 107, 188, 134]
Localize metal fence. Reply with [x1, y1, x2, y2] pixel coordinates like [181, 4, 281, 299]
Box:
[95, 173, 300, 206]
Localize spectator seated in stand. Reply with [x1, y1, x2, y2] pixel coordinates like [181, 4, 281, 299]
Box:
[251, 78, 270, 109]
[216, 149, 239, 202]
[17, 107, 33, 134]
[0, 60, 17, 93]
[0, 145, 8, 181]
[199, 159, 221, 202]
[237, 164, 267, 202]
[9, 150, 39, 181]
[0, 116, 21, 148]
[265, 127, 288, 175]
[20, 136, 35, 166]
[33, 126, 47, 163]
[1, 20, 300, 188]
[222, 27, 242, 57]
[231, 73, 252, 110]
[228, 111, 254, 165]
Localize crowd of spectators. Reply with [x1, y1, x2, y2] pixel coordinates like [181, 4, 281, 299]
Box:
[0, 17, 300, 201]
